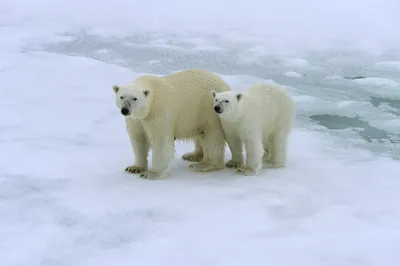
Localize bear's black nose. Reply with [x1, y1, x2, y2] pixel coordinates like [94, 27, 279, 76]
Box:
[121, 108, 130, 115]
[214, 105, 222, 113]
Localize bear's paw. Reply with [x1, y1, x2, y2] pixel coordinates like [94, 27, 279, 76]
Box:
[140, 171, 168, 180]
[182, 152, 203, 162]
[225, 160, 243, 169]
[125, 165, 147, 174]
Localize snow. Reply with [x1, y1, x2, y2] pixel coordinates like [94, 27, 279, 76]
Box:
[284, 71, 304, 78]
[376, 61, 400, 71]
[325, 75, 344, 80]
[352, 77, 399, 87]
[96, 49, 109, 54]
[1, 0, 400, 265]
[283, 58, 311, 68]
[352, 77, 400, 98]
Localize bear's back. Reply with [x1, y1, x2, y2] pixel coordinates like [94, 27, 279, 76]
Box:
[162, 69, 231, 93]
[244, 83, 295, 133]
[140, 69, 231, 139]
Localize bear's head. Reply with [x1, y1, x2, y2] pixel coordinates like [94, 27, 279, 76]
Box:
[210, 90, 243, 122]
[113, 83, 151, 119]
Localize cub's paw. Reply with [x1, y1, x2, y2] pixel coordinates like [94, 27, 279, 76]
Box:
[140, 171, 168, 180]
[182, 152, 203, 162]
[225, 160, 242, 169]
[125, 165, 147, 174]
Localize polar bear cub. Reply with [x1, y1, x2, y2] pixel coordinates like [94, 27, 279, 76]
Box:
[113, 69, 231, 180]
[210, 83, 295, 176]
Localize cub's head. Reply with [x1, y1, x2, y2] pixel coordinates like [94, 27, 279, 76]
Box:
[210, 90, 242, 120]
[113, 83, 151, 118]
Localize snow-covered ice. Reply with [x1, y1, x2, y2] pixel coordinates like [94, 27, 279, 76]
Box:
[283, 58, 312, 68]
[352, 77, 399, 87]
[284, 71, 304, 78]
[376, 61, 400, 71]
[351, 77, 400, 98]
[1, 0, 400, 265]
[325, 75, 344, 80]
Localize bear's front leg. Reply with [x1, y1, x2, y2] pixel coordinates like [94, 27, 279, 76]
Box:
[125, 119, 149, 174]
[225, 132, 244, 169]
[140, 138, 174, 180]
[236, 137, 263, 176]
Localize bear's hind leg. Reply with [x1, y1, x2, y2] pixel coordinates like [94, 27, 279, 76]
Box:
[269, 130, 289, 168]
[262, 134, 280, 169]
[182, 136, 203, 162]
[262, 136, 272, 164]
[189, 128, 225, 172]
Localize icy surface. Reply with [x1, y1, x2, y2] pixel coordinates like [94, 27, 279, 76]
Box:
[284, 71, 305, 78]
[1, 0, 400, 265]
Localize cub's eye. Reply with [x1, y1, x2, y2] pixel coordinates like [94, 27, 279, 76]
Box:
[120, 96, 124, 100]
[133, 97, 137, 101]
[215, 99, 218, 102]
[225, 100, 229, 103]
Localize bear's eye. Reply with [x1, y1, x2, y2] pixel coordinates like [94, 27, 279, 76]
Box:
[225, 100, 229, 103]
[215, 99, 217, 102]
[133, 97, 137, 101]
[120, 96, 124, 100]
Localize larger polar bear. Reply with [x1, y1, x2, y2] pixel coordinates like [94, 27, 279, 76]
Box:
[113, 69, 231, 180]
[210, 83, 296, 176]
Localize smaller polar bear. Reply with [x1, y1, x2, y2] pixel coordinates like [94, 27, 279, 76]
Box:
[211, 83, 295, 176]
[113, 69, 231, 180]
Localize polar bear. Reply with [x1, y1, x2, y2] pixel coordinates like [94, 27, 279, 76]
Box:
[210, 83, 295, 176]
[113, 69, 231, 180]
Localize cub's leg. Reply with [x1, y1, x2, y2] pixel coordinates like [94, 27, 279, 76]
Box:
[225, 131, 244, 169]
[236, 131, 263, 176]
[269, 129, 289, 168]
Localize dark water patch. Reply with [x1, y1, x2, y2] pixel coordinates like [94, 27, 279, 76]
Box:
[310, 114, 398, 143]
[344, 76, 366, 80]
[369, 96, 400, 115]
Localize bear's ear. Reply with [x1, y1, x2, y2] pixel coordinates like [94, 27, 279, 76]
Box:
[236, 93, 242, 101]
[112, 85, 119, 93]
[143, 90, 150, 97]
[210, 90, 217, 98]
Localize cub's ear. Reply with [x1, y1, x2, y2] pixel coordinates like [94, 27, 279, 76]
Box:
[210, 90, 217, 98]
[143, 90, 150, 97]
[236, 93, 242, 101]
[112, 85, 119, 93]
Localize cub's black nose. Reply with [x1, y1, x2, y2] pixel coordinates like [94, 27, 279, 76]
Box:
[121, 108, 130, 115]
[214, 105, 221, 113]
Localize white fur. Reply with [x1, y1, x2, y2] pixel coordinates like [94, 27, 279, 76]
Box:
[211, 83, 296, 176]
[113, 69, 231, 180]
